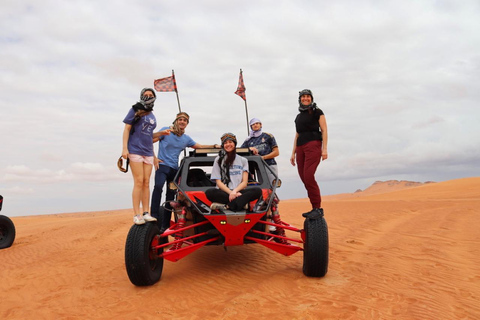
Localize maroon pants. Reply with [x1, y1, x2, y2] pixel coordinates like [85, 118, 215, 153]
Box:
[296, 140, 322, 208]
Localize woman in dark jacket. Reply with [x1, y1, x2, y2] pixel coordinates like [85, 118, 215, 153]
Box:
[290, 89, 328, 219]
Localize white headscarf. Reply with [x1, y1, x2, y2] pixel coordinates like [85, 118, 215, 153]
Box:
[247, 117, 262, 140]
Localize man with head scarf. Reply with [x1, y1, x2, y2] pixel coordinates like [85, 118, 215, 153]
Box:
[151, 112, 219, 231]
[240, 118, 279, 185]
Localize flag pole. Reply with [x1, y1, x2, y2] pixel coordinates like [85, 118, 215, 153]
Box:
[244, 96, 250, 136]
[172, 70, 181, 113]
[236, 69, 250, 136]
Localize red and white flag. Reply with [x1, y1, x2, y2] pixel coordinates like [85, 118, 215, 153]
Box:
[154, 74, 177, 92]
[235, 70, 246, 101]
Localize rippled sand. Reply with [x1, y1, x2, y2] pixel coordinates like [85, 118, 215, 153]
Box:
[1, 177, 479, 319]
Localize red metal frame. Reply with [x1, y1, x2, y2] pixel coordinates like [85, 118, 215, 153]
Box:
[148, 188, 307, 262]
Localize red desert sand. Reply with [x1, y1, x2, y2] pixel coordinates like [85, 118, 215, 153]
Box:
[1, 177, 479, 319]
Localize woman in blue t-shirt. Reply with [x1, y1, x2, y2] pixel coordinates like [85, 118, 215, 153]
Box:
[122, 88, 170, 225]
[290, 89, 328, 219]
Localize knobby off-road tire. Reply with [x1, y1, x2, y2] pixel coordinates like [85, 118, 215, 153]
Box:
[125, 223, 163, 286]
[303, 216, 329, 277]
[0, 215, 16, 249]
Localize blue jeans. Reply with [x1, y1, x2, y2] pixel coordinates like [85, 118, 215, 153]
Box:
[151, 165, 178, 229]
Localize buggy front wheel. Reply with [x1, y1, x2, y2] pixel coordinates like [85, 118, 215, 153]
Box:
[0, 215, 16, 249]
[303, 216, 329, 277]
[125, 223, 163, 286]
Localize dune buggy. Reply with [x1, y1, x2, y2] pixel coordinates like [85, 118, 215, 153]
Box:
[124, 148, 328, 286]
[0, 195, 16, 249]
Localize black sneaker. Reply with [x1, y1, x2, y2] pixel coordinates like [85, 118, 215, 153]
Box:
[302, 208, 324, 219]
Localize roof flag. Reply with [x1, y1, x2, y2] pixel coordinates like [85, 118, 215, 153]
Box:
[154, 73, 177, 92]
[234, 69, 250, 135]
[153, 70, 181, 112]
[235, 69, 246, 101]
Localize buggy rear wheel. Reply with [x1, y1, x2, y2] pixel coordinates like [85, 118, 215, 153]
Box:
[0, 215, 16, 249]
[303, 216, 329, 277]
[125, 223, 163, 286]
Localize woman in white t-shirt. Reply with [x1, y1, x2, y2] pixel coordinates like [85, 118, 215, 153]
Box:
[206, 133, 262, 212]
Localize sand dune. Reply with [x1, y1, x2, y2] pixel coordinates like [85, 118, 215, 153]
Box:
[325, 179, 436, 200]
[1, 177, 479, 319]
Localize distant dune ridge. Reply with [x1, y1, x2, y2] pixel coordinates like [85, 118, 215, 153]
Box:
[1, 177, 479, 319]
[326, 180, 436, 201]
[356, 179, 435, 193]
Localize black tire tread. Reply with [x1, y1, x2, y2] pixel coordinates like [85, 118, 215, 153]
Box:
[0, 215, 16, 249]
[303, 216, 329, 277]
[125, 223, 163, 286]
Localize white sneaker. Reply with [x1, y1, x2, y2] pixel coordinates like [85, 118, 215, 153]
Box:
[134, 214, 146, 225]
[143, 212, 157, 222]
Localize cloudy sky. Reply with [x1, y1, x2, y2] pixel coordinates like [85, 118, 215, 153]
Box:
[1, 1, 479, 217]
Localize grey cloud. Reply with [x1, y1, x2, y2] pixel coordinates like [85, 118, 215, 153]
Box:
[1, 0, 480, 216]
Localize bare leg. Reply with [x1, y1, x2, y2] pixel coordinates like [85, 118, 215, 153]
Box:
[141, 162, 153, 213]
[130, 161, 145, 215]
